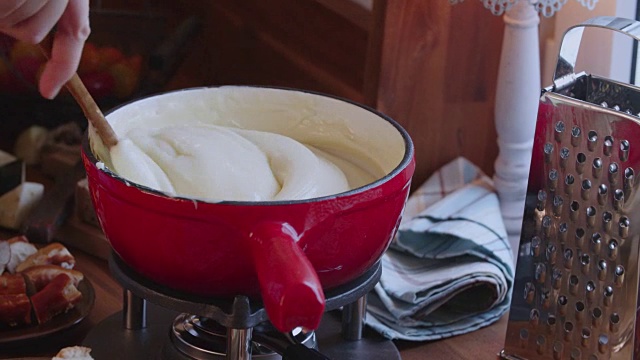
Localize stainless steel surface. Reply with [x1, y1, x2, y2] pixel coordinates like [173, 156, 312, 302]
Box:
[227, 328, 252, 360]
[96, 252, 398, 359]
[123, 289, 147, 330]
[501, 16, 640, 360]
[341, 296, 367, 340]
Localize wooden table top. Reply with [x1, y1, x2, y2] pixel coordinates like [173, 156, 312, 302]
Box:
[0, 248, 509, 359]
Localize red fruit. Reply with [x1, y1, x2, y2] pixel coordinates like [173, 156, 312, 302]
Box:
[109, 60, 140, 98]
[80, 71, 115, 99]
[99, 46, 125, 67]
[78, 42, 102, 74]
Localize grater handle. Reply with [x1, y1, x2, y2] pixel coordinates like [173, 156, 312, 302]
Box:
[553, 16, 640, 88]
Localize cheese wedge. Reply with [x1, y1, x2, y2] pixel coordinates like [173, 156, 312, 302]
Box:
[0, 149, 16, 167]
[0, 182, 44, 230]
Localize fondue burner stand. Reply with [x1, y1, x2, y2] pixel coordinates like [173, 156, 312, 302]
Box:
[83, 253, 401, 360]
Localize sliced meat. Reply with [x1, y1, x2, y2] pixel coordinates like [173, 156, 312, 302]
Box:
[30, 273, 82, 325]
[0, 293, 31, 327]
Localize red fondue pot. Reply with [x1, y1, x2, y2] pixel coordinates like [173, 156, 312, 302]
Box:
[82, 86, 415, 332]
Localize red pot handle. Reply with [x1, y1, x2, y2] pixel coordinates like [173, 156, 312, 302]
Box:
[249, 222, 325, 333]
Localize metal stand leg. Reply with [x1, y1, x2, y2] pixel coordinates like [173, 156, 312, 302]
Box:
[227, 327, 252, 360]
[342, 295, 367, 341]
[123, 289, 147, 330]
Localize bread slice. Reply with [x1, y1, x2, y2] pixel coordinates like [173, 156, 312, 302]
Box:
[0, 293, 31, 327]
[52, 346, 94, 360]
[30, 273, 82, 325]
[21, 265, 84, 294]
[16, 242, 75, 273]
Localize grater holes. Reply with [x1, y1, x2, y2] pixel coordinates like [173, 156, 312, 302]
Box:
[520, 328, 529, 347]
[547, 315, 557, 335]
[525, 282, 536, 303]
[531, 236, 542, 257]
[586, 280, 596, 301]
[560, 147, 570, 169]
[603, 286, 613, 307]
[536, 335, 546, 355]
[542, 215, 553, 236]
[603, 136, 614, 156]
[569, 276, 579, 295]
[607, 239, 618, 260]
[548, 170, 559, 191]
[555, 121, 565, 142]
[608, 162, 619, 185]
[565, 174, 575, 195]
[619, 140, 630, 162]
[586, 206, 597, 228]
[537, 190, 547, 211]
[558, 294, 569, 315]
[570, 201, 580, 222]
[540, 289, 551, 309]
[546, 243, 558, 264]
[602, 211, 612, 232]
[581, 179, 592, 200]
[580, 254, 591, 275]
[614, 265, 624, 286]
[544, 142, 554, 163]
[558, 222, 568, 242]
[552, 267, 563, 289]
[609, 313, 620, 333]
[619, 216, 630, 238]
[552, 195, 563, 217]
[570, 347, 581, 360]
[574, 301, 585, 322]
[535, 263, 547, 283]
[575, 227, 586, 249]
[553, 341, 563, 359]
[530, 308, 540, 326]
[624, 167, 634, 198]
[613, 189, 624, 210]
[571, 126, 582, 147]
[576, 153, 586, 174]
[590, 233, 602, 254]
[592, 307, 603, 326]
[563, 321, 574, 341]
[598, 334, 609, 353]
[563, 248, 573, 269]
[597, 261, 607, 282]
[581, 327, 591, 347]
[587, 130, 598, 152]
[592, 158, 603, 178]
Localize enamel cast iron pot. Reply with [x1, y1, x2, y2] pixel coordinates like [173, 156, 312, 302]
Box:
[82, 86, 415, 333]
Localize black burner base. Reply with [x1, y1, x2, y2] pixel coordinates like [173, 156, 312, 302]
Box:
[83, 303, 400, 360]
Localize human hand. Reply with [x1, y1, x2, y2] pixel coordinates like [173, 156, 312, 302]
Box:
[0, 0, 90, 99]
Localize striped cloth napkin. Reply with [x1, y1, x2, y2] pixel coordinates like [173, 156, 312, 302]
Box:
[365, 157, 515, 341]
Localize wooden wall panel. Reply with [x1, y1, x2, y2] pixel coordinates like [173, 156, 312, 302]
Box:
[376, 0, 505, 187]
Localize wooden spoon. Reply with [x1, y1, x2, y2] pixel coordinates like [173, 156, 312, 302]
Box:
[37, 34, 118, 148]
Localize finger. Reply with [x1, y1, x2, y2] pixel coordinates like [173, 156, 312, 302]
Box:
[38, 0, 89, 99]
[3, 0, 68, 44]
[0, 0, 47, 29]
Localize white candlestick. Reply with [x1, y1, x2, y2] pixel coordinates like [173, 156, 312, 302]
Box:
[492, 0, 540, 261]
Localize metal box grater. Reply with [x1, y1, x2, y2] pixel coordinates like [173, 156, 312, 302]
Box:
[500, 17, 640, 360]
